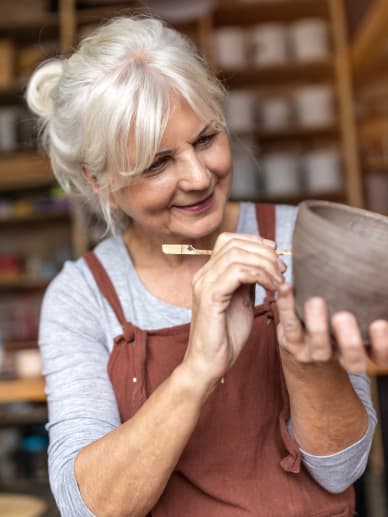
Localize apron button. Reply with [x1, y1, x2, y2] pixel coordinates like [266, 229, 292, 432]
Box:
[132, 377, 138, 383]
[220, 377, 225, 384]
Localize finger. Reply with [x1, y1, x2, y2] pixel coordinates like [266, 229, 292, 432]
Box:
[304, 297, 332, 362]
[212, 262, 279, 294]
[193, 262, 273, 310]
[331, 312, 368, 373]
[369, 320, 388, 367]
[213, 234, 283, 270]
[277, 283, 308, 361]
[198, 245, 284, 290]
[215, 236, 282, 268]
[214, 232, 276, 254]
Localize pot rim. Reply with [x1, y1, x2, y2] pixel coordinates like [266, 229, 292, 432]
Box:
[298, 199, 388, 232]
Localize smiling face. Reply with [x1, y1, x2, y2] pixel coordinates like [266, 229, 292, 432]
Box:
[111, 97, 233, 246]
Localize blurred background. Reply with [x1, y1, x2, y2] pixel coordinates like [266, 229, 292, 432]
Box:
[0, 0, 387, 515]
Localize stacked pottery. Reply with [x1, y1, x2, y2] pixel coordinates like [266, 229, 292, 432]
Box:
[224, 90, 257, 133]
[213, 27, 247, 69]
[302, 148, 342, 192]
[261, 151, 301, 195]
[249, 23, 288, 66]
[288, 18, 330, 62]
[293, 85, 335, 127]
[292, 200, 388, 343]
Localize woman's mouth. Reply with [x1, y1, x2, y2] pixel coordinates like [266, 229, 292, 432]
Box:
[174, 193, 214, 214]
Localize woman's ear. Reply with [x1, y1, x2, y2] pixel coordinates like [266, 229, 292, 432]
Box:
[81, 163, 99, 193]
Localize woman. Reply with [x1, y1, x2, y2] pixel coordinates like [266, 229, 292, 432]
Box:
[27, 16, 387, 517]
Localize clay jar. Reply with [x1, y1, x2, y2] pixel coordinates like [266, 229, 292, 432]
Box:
[292, 200, 388, 343]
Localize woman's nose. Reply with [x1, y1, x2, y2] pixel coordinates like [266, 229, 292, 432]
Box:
[178, 150, 211, 190]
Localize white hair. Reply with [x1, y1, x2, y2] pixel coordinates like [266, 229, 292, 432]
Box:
[26, 16, 227, 233]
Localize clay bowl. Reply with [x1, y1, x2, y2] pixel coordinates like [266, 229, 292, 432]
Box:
[292, 200, 388, 343]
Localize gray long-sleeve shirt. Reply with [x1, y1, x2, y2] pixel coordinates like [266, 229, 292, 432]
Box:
[39, 202, 376, 516]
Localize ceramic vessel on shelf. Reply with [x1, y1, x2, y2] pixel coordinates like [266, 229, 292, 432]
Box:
[249, 23, 288, 66]
[288, 18, 330, 62]
[293, 85, 335, 127]
[260, 96, 292, 130]
[292, 200, 388, 343]
[261, 151, 301, 195]
[302, 148, 342, 192]
[224, 90, 257, 132]
[214, 27, 247, 69]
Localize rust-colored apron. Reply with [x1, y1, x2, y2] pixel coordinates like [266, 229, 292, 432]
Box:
[84, 204, 355, 516]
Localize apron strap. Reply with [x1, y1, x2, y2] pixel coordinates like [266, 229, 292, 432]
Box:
[84, 251, 127, 328]
[255, 204, 276, 304]
[255, 203, 275, 242]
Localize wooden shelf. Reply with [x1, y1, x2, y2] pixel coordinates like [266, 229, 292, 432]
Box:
[219, 60, 334, 89]
[0, 406, 48, 426]
[232, 124, 338, 142]
[0, 210, 70, 225]
[0, 377, 45, 403]
[0, 85, 25, 104]
[75, 3, 141, 26]
[0, 13, 59, 42]
[0, 276, 51, 291]
[215, 0, 329, 26]
[0, 153, 54, 191]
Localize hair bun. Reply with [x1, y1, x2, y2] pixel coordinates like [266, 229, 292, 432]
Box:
[26, 59, 64, 118]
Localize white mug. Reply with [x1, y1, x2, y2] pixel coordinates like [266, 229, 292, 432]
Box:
[365, 172, 388, 213]
[249, 23, 288, 66]
[261, 151, 301, 195]
[293, 85, 335, 127]
[289, 18, 330, 62]
[213, 27, 247, 69]
[224, 90, 257, 132]
[15, 349, 43, 379]
[0, 108, 18, 152]
[259, 96, 292, 130]
[231, 139, 259, 197]
[303, 148, 342, 192]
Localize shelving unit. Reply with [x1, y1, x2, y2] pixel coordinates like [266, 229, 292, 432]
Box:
[213, 0, 363, 207]
[0, 5, 70, 499]
[220, 59, 335, 88]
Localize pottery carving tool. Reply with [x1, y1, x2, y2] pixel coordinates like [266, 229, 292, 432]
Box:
[162, 244, 292, 256]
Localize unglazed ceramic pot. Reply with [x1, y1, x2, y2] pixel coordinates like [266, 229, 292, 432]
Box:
[292, 200, 388, 343]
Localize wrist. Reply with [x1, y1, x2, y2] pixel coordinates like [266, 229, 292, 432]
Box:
[173, 361, 218, 407]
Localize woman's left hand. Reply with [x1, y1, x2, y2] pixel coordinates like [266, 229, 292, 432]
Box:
[276, 283, 388, 372]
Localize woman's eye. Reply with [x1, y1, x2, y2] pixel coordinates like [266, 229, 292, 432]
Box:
[195, 133, 217, 148]
[145, 156, 170, 175]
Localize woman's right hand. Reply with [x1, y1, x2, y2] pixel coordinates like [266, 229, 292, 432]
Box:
[183, 233, 286, 390]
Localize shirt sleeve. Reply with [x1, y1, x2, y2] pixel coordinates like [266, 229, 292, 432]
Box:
[39, 261, 121, 517]
[294, 373, 377, 493]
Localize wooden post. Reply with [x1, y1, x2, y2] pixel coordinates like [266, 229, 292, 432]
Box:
[329, 0, 364, 207]
[59, 0, 76, 55]
[197, 14, 215, 71]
